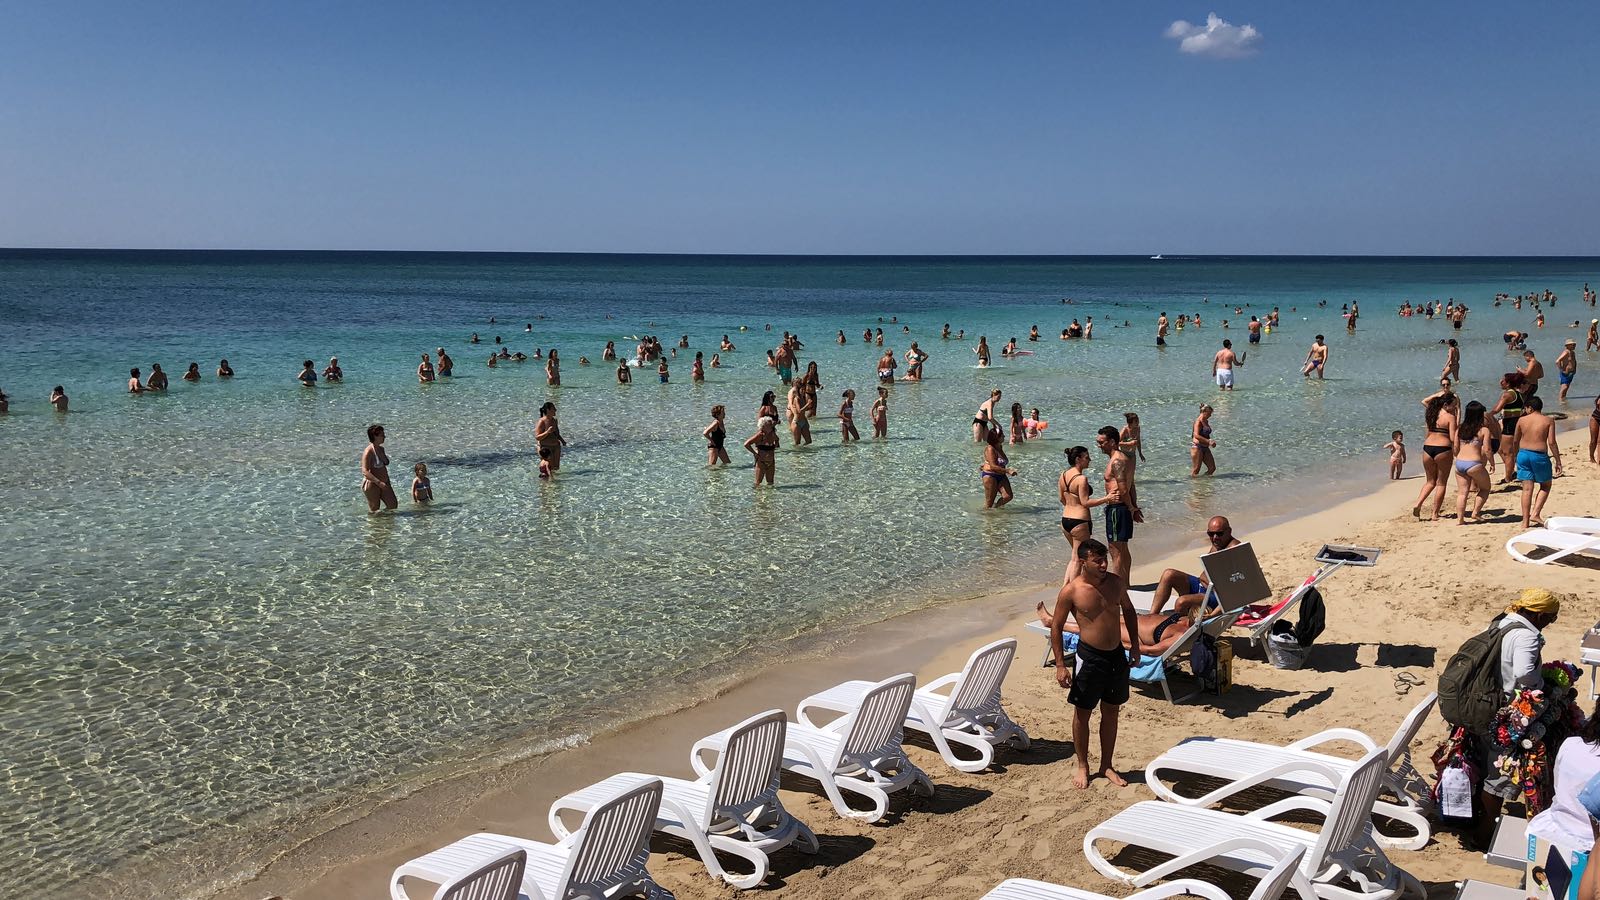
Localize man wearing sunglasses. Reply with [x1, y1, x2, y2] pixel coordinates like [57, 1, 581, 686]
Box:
[1148, 516, 1240, 615]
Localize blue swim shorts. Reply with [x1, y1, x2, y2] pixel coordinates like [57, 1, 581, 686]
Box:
[1516, 448, 1553, 484]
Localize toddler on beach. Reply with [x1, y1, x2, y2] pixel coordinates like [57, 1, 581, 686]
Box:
[410, 463, 432, 503]
[1383, 430, 1406, 480]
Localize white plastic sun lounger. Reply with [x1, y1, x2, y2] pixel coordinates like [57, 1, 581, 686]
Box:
[404, 846, 525, 900]
[984, 846, 1309, 900]
[1549, 516, 1600, 535]
[794, 638, 1029, 773]
[691, 673, 934, 823]
[1145, 692, 1438, 850]
[1505, 528, 1600, 565]
[1085, 746, 1424, 900]
[390, 777, 666, 900]
[547, 710, 816, 889]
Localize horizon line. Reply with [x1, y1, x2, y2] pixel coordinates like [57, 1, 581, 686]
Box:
[3, 247, 1599, 261]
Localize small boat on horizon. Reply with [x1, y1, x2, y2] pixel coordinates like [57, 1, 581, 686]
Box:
[1150, 254, 1164, 260]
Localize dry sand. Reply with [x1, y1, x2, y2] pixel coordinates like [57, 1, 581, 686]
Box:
[226, 450, 1600, 900]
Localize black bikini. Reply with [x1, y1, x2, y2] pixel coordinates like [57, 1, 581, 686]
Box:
[1152, 611, 1185, 643]
[708, 426, 725, 450]
[1060, 473, 1094, 536]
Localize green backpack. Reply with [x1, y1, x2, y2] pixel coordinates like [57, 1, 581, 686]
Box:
[1438, 615, 1529, 732]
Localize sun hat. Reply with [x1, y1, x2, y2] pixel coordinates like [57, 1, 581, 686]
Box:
[1508, 587, 1560, 616]
[1567, 339, 1578, 346]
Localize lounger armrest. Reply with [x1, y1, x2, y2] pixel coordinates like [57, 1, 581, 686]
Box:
[919, 673, 961, 697]
[1285, 728, 1380, 753]
[1245, 795, 1334, 822]
[1132, 880, 1236, 900]
[1125, 836, 1302, 888]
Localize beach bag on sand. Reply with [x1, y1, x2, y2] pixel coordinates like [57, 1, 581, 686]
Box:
[1439, 615, 1529, 733]
[1430, 727, 1481, 825]
[1191, 632, 1219, 690]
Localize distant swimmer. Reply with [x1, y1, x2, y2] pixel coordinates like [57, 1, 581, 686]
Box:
[1211, 339, 1241, 391]
[710, 353, 721, 368]
[691, 352, 704, 383]
[871, 386, 888, 439]
[837, 330, 847, 344]
[323, 357, 343, 382]
[417, 353, 435, 383]
[146, 364, 168, 392]
[1029, 325, 1040, 341]
[535, 402, 566, 471]
[616, 361, 631, 384]
[839, 390, 860, 442]
[1189, 404, 1217, 477]
[297, 360, 318, 386]
[217, 359, 234, 378]
[360, 424, 397, 513]
[975, 336, 991, 367]
[1248, 315, 1262, 344]
[49, 385, 68, 412]
[546, 349, 561, 386]
[974, 389, 1001, 443]
[1301, 335, 1329, 378]
[1442, 339, 1460, 382]
[436, 348, 453, 377]
[602, 341, 616, 362]
[703, 404, 729, 466]
[0, 387, 7, 415]
[904, 342, 927, 381]
[1009, 402, 1026, 445]
[980, 424, 1015, 509]
[743, 415, 779, 488]
[182, 362, 201, 382]
[486, 353, 497, 368]
[1156, 312, 1169, 347]
[470, 332, 480, 344]
[785, 382, 811, 445]
[876, 348, 897, 384]
[128, 367, 145, 394]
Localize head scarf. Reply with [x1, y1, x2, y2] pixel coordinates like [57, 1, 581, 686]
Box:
[1508, 587, 1560, 616]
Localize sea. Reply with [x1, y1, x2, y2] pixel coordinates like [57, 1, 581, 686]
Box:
[1, 252, 1595, 897]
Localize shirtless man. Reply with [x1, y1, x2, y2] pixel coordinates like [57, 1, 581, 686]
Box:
[1247, 316, 1262, 345]
[1156, 312, 1169, 347]
[1048, 539, 1140, 789]
[1514, 396, 1563, 528]
[436, 348, 453, 377]
[1095, 425, 1140, 582]
[1301, 335, 1329, 378]
[1521, 349, 1545, 397]
[1556, 340, 1577, 402]
[1212, 339, 1242, 391]
[1150, 516, 1241, 613]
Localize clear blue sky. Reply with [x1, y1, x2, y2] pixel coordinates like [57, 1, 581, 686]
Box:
[3, 2, 1597, 254]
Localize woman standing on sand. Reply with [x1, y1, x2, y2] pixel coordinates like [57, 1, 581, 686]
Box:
[973, 389, 1001, 443]
[980, 425, 1015, 509]
[1412, 389, 1457, 520]
[1009, 402, 1026, 445]
[703, 405, 730, 466]
[535, 402, 566, 471]
[1190, 404, 1217, 477]
[975, 336, 991, 367]
[744, 416, 779, 487]
[871, 386, 888, 439]
[1058, 445, 1094, 580]
[360, 424, 398, 513]
[1454, 400, 1495, 524]
[839, 390, 860, 442]
[545, 350, 561, 386]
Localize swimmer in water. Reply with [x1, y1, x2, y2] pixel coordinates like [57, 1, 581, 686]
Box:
[974, 389, 1001, 443]
[436, 348, 453, 377]
[744, 415, 779, 488]
[183, 362, 201, 382]
[535, 402, 566, 471]
[411, 462, 433, 503]
[146, 364, 168, 391]
[839, 389, 860, 442]
[1009, 402, 1026, 445]
[361, 424, 398, 513]
[981, 424, 1015, 509]
[128, 367, 145, 394]
[297, 360, 317, 386]
[703, 404, 730, 466]
[691, 352, 704, 382]
[975, 336, 991, 367]
[417, 354, 435, 383]
[1189, 404, 1217, 477]
[49, 385, 69, 411]
[710, 353, 721, 368]
[871, 386, 888, 439]
[658, 358, 670, 383]
[616, 361, 631, 384]
[217, 359, 234, 378]
[546, 349, 561, 386]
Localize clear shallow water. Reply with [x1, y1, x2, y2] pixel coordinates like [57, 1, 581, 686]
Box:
[1, 252, 1596, 896]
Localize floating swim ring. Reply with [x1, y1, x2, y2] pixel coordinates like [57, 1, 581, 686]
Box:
[1024, 418, 1048, 432]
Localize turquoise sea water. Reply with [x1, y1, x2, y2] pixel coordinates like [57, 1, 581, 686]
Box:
[2, 252, 1596, 896]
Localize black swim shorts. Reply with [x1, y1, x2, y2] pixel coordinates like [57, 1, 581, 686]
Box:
[1104, 503, 1134, 543]
[1068, 640, 1131, 710]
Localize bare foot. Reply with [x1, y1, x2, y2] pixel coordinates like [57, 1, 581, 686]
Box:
[1073, 765, 1090, 789]
[1100, 766, 1129, 787]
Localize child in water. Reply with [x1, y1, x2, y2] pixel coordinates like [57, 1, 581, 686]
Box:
[1383, 430, 1406, 480]
[411, 462, 433, 502]
[538, 447, 553, 480]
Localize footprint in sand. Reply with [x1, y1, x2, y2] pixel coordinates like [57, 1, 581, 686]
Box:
[1031, 838, 1052, 860]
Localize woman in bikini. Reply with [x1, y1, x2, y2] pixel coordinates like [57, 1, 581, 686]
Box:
[602, 341, 617, 362]
[743, 416, 780, 487]
[1453, 399, 1495, 524]
[417, 353, 435, 383]
[545, 349, 561, 386]
[801, 362, 821, 417]
[703, 404, 730, 466]
[1009, 402, 1026, 445]
[974, 336, 991, 367]
[535, 402, 566, 471]
[360, 424, 398, 513]
[1412, 389, 1457, 520]
[1588, 394, 1600, 465]
[839, 390, 860, 442]
[870, 386, 888, 439]
[980, 424, 1015, 509]
[973, 389, 1001, 443]
[1490, 372, 1528, 483]
[1189, 404, 1216, 477]
[1058, 445, 1095, 582]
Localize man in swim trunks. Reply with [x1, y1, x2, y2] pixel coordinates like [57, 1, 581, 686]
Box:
[1156, 312, 1168, 347]
[1149, 516, 1242, 614]
[1301, 335, 1329, 378]
[1095, 425, 1140, 583]
[1048, 538, 1140, 789]
[436, 348, 453, 377]
[1521, 349, 1544, 397]
[1247, 316, 1262, 344]
[1212, 339, 1241, 391]
[1513, 395, 1564, 528]
[1556, 339, 1577, 401]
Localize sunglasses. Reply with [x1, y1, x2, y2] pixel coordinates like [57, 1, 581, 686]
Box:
[1206, 530, 1229, 538]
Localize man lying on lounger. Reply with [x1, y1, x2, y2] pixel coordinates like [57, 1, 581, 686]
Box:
[1034, 598, 1198, 657]
[1148, 516, 1240, 614]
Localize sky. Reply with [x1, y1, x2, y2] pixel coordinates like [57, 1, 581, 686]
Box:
[2, 2, 1597, 255]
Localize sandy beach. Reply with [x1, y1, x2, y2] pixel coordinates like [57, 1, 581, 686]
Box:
[209, 426, 1600, 900]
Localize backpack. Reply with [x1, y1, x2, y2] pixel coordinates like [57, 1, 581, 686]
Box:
[1191, 631, 1218, 691]
[1438, 615, 1529, 732]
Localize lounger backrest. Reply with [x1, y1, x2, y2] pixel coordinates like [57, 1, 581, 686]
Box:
[1247, 845, 1307, 900]
[1309, 747, 1389, 864]
[705, 709, 788, 826]
[435, 847, 526, 900]
[1384, 693, 1438, 767]
[836, 673, 917, 767]
[943, 639, 1017, 721]
[557, 777, 662, 894]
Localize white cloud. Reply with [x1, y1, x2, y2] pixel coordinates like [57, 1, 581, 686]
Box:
[1165, 13, 1262, 59]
